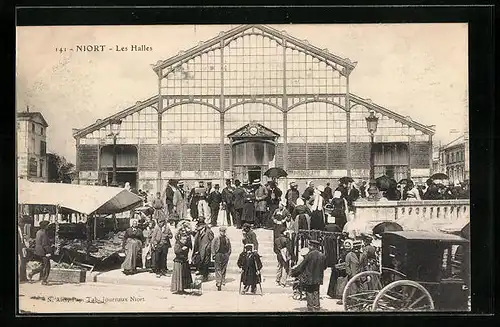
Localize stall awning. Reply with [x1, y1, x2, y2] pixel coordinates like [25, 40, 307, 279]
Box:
[17, 179, 142, 215]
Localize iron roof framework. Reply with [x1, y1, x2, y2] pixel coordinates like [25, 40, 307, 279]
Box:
[73, 24, 435, 186]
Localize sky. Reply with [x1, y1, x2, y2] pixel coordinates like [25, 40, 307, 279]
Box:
[16, 24, 468, 163]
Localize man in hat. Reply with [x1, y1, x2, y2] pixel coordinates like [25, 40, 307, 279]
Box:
[323, 182, 333, 202]
[285, 181, 300, 214]
[208, 184, 223, 227]
[423, 179, 440, 200]
[175, 181, 187, 221]
[196, 181, 211, 223]
[291, 238, 327, 312]
[164, 180, 176, 217]
[254, 179, 268, 228]
[232, 180, 246, 229]
[237, 243, 263, 294]
[337, 178, 352, 198]
[302, 181, 315, 202]
[192, 216, 214, 281]
[151, 191, 166, 222]
[211, 226, 232, 291]
[274, 229, 291, 287]
[242, 223, 259, 252]
[221, 179, 236, 227]
[337, 239, 361, 305]
[150, 218, 173, 277]
[360, 234, 377, 271]
[28, 220, 53, 285]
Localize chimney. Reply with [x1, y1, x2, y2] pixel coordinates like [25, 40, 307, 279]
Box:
[26, 105, 30, 113]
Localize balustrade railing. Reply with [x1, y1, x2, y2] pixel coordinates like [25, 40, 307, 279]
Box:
[350, 199, 470, 235]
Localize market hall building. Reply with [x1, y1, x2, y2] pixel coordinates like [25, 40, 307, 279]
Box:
[73, 24, 435, 193]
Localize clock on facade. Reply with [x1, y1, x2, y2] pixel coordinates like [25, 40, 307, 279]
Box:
[249, 126, 258, 135]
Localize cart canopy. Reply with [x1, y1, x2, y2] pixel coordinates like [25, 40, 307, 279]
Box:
[17, 179, 142, 215]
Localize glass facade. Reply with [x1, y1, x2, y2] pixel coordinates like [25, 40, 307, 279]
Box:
[287, 103, 346, 143]
[162, 105, 219, 144]
[75, 25, 433, 188]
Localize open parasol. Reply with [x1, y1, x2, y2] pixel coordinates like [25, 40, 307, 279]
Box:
[430, 173, 449, 180]
[339, 176, 354, 184]
[264, 167, 288, 179]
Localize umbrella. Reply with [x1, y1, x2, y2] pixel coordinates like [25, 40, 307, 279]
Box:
[430, 173, 449, 180]
[375, 175, 397, 192]
[339, 176, 354, 184]
[372, 222, 404, 235]
[264, 167, 287, 179]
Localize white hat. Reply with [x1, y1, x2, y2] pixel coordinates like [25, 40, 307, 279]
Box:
[296, 198, 305, 206]
[333, 190, 342, 198]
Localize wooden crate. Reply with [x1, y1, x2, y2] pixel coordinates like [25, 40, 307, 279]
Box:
[47, 268, 86, 283]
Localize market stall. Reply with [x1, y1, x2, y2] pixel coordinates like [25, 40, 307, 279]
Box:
[18, 179, 143, 279]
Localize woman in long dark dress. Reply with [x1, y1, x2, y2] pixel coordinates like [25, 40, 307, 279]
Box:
[242, 183, 256, 226]
[309, 186, 326, 231]
[331, 191, 348, 230]
[171, 234, 193, 294]
[121, 220, 145, 275]
[266, 181, 283, 229]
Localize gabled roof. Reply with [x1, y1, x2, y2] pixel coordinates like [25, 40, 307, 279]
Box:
[442, 135, 465, 149]
[151, 24, 357, 77]
[17, 111, 49, 127]
[227, 123, 280, 139]
[350, 94, 435, 135]
[73, 95, 159, 139]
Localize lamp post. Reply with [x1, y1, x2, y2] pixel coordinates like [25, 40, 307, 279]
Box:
[365, 110, 379, 181]
[109, 119, 122, 187]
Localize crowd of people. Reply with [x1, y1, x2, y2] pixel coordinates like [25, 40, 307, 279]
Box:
[18, 175, 469, 312]
[120, 212, 266, 295]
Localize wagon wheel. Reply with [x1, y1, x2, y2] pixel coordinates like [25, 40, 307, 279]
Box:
[381, 267, 407, 284]
[371, 280, 434, 311]
[343, 271, 383, 312]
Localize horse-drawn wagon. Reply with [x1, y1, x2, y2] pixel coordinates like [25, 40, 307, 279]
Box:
[342, 230, 470, 311]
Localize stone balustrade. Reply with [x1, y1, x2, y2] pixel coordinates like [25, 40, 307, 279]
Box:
[348, 199, 470, 235]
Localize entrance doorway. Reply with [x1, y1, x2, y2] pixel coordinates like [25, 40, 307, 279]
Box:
[106, 171, 138, 189]
[99, 145, 138, 188]
[247, 166, 262, 184]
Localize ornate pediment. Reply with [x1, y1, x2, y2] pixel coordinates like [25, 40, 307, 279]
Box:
[227, 123, 280, 140]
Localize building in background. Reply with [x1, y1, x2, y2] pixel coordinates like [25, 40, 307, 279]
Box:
[73, 24, 435, 193]
[437, 135, 467, 183]
[17, 108, 49, 182]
